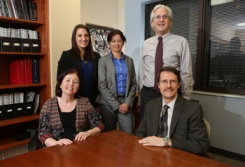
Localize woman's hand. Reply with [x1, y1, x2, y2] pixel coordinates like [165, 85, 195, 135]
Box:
[118, 103, 129, 114]
[57, 138, 73, 146]
[45, 137, 73, 147]
[74, 131, 91, 141]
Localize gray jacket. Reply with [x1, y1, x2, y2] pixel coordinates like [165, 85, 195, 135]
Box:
[96, 53, 137, 111]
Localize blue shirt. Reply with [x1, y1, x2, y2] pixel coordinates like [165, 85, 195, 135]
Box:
[111, 52, 127, 95]
[80, 60, 93, 99]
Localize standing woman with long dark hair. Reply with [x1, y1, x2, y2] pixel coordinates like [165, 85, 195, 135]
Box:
[57, 24, 100, 108]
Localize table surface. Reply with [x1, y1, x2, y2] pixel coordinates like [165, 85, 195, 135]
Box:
[0, 130, 229, 167]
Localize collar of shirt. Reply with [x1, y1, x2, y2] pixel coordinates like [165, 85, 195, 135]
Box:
[110, 52, 125, 60]
[156, 32, 171, 43]
[162, 94, 178, 110]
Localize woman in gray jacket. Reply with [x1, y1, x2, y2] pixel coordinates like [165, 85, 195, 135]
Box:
[96, 29, 137, 134]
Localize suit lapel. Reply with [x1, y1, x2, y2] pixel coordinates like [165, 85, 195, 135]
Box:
[125, 56, 130, 96]
[169, 96, 184, 137]
[106, 56, 117, 94]
[152, 97, 163, 135]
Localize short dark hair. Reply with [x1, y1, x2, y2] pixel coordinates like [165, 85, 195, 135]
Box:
[55, 69, 80, 98]
[157, 66, 181, 83]
[107, 29, 127, 43]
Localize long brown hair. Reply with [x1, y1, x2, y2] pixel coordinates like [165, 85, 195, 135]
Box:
[71, 24, 94, 61]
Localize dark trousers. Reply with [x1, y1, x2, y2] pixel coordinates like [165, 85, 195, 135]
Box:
[99, 97, 133, 134]
[140, 86, 161, 119]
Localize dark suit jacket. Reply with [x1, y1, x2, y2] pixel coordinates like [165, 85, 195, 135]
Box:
[136, 96, 210, 155]
[96, 53, 137, 111]
[57, 49, 100, 108]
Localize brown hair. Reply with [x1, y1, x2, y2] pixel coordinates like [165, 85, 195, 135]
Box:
[157, 66, 182, 96]
[55, 69, 80, 98]
[71, 24, 94, 61]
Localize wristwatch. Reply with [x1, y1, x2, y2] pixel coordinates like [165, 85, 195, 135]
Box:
[163, 137, 169, 147]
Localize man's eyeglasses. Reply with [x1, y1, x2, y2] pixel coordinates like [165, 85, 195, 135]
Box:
[154, 15, 169, 20]
[159, 80, 178, 85]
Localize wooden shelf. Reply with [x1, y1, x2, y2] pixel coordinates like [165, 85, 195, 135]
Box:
[0, 52, 44, 56]
[0, 83, 46, 90]
[0, 138, 30, 151]
[0, 0, 50, 153]
[0, 16, 43, 29]
[0, 114, 39, 127]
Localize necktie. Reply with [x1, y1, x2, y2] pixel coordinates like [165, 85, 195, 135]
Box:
[154, 37, 163, 91]
[156, 105, 169, 137]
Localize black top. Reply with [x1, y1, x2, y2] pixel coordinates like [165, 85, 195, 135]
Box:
[58, 105, 77, 140]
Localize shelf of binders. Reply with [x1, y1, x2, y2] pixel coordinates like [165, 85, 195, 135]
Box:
[0, 16, 43, 29]
[0, 0, 49, 153]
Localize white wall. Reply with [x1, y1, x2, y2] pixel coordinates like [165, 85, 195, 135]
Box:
[49, 0, 81, 96]
[80, 0, 119, 28]
[192, 92, 245, 155]
[124, 0, 161, 79]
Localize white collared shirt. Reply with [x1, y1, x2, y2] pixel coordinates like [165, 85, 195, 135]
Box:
[161, 95, 178, 138]
[138, 32, 193, 99]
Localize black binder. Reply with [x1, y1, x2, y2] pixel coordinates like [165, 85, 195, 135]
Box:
[21, 39, 31, 52]
[12, 38, 22, 52]
[1, 37, 12, 52]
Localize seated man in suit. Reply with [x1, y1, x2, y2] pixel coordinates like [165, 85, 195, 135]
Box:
[136, 66, 210, 155]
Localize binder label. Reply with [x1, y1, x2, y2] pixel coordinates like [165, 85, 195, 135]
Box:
[23, 43, 30, 47]
[3, 42, 10, 46]
[13, 43, 20, 47]
[32, 44, 39, 47]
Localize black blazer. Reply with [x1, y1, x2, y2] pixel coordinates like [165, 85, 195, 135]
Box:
[57, 49, 100, 108]
[136, 96, 210, 155]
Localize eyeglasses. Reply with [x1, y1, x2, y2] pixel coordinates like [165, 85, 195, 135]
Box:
[159, 79, 178, 85]
[154, 15, 169, 20]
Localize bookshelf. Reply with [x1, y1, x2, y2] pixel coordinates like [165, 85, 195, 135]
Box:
[0, 0, 50, 151]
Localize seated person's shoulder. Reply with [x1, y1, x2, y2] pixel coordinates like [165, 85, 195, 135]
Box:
[146, 97, 162, 106]
[183, 99, 202, 112]
[77, 96, 89, 102]
[45, 96, 57, 104]
[77, 97, 93, 106]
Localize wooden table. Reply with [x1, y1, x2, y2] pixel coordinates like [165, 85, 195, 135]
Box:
[0, 130, 229, 167]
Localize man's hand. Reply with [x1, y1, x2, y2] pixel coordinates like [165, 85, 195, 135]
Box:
[138, 136, 164, 147]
